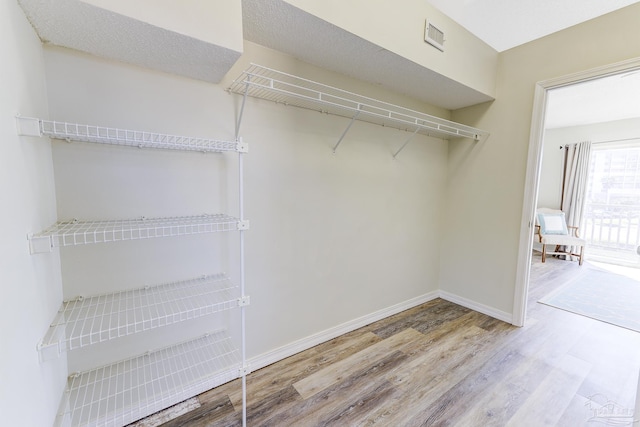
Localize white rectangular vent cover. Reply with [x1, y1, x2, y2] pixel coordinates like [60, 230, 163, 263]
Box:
[425, 20, 445, 51]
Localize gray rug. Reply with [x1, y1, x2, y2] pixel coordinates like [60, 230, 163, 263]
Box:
[539, 268, 640, 332]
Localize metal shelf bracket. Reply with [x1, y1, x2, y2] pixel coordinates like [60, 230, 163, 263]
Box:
[16, 116, 42, 137]
[235, 74, 251, 139]
[237, 295, 251, 307]
[333, 110, 361, 153]
[238, 364, 252, 376]
[393, 127, 421, 159]
[29, 234, 53, 254]
[236, 137, 249, 153]
[37, 340, 62, 363]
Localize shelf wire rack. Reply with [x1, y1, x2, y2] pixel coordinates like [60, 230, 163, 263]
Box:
[228, 64, 489, 144]
[56, 332, 240, 427]
[28, 214, 249, 254]
[16, 116, 248, 153]
[39, 274, 239, 358]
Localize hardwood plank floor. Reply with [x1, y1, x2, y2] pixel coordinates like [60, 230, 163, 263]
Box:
[133, 254, 640, 426]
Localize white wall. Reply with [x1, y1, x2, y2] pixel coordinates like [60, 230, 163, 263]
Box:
[441, 3, 640, 315]
[538, 118, 640, 209]
[43, 40, 447, 370]
[0, 2, 66, 426]
[538, 136, 565, 210]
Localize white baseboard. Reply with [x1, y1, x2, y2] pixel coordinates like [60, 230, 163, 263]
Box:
[248, 290, 439, 372]
[247, 290, 513, 374]
[438, 290, 513, 324]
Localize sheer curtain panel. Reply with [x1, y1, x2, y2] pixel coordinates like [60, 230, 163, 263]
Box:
[561, 141, 592, 256]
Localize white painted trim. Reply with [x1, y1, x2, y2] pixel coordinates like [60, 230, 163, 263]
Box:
[537, 57, 640, 90]
[439, 290, 513, 324]
[248, 291, 439, 372]
[513, 82, 547, 327]
[513, 56, 640, 328]
[247, 286, 520, 374]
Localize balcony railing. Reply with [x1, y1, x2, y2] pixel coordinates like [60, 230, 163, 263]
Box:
[583, 203, 640, 255]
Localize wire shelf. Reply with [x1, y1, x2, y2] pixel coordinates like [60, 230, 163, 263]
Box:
[40, 274, 240, 356]
[16, 116, 248, 153]
[56, 332, 241, 427]
[228, 64, 488, 141]
[28, 214, 249, 254]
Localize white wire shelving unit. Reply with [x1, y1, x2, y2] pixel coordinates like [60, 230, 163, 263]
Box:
[38, 274, 245, 360]
[16, 116, 248, 153]
[19, 117, 251, 426]
[54, 332, 241, 427]
[228, 64, 489, 156]
[28, 214, 248, 254]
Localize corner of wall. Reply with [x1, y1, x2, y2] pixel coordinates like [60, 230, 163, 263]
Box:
[1, 2, 66, 426]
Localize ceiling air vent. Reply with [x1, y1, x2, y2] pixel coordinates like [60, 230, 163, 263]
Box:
[425, 20, 445, 51]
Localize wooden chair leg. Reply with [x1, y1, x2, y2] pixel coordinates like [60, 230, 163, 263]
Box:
[541, 245, 546, 262]
[579, 246, 584, 266]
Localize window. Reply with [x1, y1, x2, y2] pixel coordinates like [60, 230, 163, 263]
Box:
[584, 142, 640, 265]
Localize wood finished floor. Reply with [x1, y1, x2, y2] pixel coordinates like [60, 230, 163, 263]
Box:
[140, 254, 640, 426]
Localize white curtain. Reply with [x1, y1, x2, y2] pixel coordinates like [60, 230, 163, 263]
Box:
[561, 140, 592, 232]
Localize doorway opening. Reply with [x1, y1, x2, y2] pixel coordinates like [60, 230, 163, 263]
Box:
[513, 57, 640, 327]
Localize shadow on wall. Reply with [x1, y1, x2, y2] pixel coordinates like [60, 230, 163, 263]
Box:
[447, 100, 494, 183]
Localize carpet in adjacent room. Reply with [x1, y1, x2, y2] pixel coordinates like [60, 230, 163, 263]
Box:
[539, 266, 640, 332]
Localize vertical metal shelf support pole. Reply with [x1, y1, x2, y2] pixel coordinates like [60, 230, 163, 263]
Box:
[239, 148, 247, 427]
[231, 68, 250, 424]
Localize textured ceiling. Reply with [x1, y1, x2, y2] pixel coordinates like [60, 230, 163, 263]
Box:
[426, 0, 640, 52]
[241, 0, 494, 111]
[18, 0, 242, 83]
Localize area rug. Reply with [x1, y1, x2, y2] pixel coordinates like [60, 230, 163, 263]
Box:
[539, 268, 640, 332]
